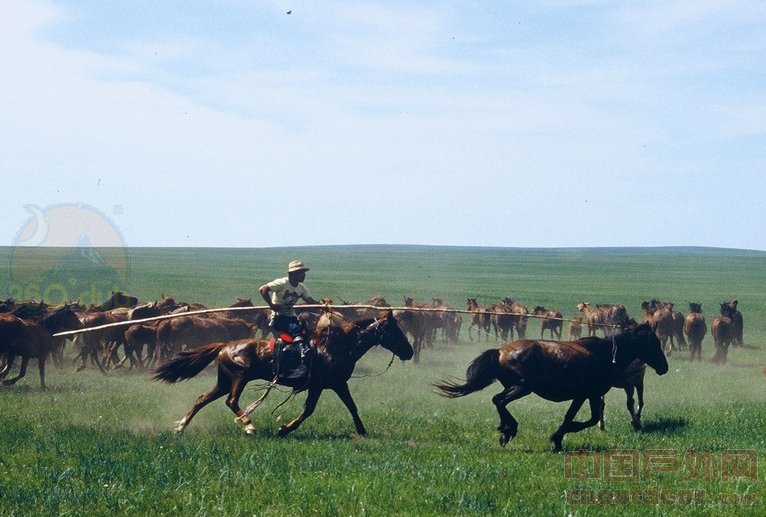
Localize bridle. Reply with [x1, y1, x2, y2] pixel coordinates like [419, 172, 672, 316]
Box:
[350, 316, 402, 378]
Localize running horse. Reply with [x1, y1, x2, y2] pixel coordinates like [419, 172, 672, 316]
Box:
[433, 323, 668, 451]
[153, 311, 413, 437]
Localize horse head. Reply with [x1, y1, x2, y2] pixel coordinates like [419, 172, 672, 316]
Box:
[719, 303, 737, 319]
[689, 302, 703, 313]
[617, 323, 668, 375]
[42, 304, 84, 333]
[363, 311, 413, 361]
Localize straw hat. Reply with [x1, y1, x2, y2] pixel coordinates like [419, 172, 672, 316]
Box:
[287, 260, 310, 273]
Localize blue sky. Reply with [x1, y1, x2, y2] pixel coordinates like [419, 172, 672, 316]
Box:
[2, 0, 765, 249]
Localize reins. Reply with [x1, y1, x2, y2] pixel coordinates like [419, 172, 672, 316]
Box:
[238, 311, 400, 422]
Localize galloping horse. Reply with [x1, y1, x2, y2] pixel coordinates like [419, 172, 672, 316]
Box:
[433, 323, 668, 451]
[153, 311, 413, 437]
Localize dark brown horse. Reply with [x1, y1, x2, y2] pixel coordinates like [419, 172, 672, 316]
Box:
[153, 311, 413, 437]
[0, 305, 83, 388]
[433, 323, 668, 451]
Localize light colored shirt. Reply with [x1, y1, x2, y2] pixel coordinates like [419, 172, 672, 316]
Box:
[266, 277, 312, 317]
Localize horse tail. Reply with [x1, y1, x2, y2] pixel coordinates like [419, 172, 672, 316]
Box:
[152, 341, 226, 383]
[433, 348, 500, 398]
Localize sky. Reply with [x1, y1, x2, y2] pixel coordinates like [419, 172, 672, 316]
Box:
[1, 0, 765, 250]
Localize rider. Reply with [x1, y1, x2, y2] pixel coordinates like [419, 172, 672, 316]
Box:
[259, 259, 320, 343]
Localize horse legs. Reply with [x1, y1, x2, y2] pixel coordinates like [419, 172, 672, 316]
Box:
[278, 387, 323, 437]
[660, 336, 671, 357]
[550, 397, 602, 452]
[412, 335, 422, 364]
[598, 395, 607, 431]
[3, 357, 30, 387]
[632, 377, 644, 431]
[719, 340, 730, 364]
[491, 385, 531, 447]
[333, 382, 367, 435]
[0, 354, 13, 380]
[224, 376, 258, 435]
[90, 343, 108, 375]
[37, 354, 47, 389]
[173, 375, 231, 434]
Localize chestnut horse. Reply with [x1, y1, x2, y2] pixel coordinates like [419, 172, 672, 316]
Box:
[433, 323, 668, 451]
[153, 311, 413, 437]
[684, 302, 707, 361]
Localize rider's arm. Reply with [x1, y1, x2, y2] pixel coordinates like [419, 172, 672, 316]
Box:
[259, 284, 279, 311]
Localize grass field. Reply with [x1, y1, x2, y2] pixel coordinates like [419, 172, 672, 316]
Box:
[1, 246, 765, 516]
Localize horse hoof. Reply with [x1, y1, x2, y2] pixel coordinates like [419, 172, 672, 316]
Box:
[278, 426, 290, 437]
[245, 424, 256, 436]
[498, 432, 513, 447]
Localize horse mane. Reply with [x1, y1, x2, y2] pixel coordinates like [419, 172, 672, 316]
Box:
[314, 317, 376, 354]
[575, 322, 652, 348]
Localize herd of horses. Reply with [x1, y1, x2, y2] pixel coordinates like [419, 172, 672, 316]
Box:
[0, 291, 746, 450]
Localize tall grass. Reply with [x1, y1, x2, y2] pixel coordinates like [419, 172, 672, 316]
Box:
[0, 246, 764, 516]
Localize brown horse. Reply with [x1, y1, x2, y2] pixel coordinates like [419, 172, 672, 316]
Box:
[684, 302, 707, 361]
[568, 316, 583, 341]
[532, 306, 563, 340]
[467, 298, 492, 341]
[0, 305, 83, 388]
[398, 296, 435, 362]
[642, 300, 676, 355]
[500, 297, 529, 340]
[711, 304, 735, 364]
[433, 323, 668, 451]
[153, 311, 413, 437]
[154, 315, 254, 363]
[576, 302, 604, 337]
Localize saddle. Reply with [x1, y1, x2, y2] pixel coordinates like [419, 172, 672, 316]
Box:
[272, 333, 314, 388]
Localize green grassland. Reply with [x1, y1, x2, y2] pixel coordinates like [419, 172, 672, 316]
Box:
[1, 246, 765, 516]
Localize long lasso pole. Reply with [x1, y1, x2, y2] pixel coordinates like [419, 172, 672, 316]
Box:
[53, 304, 620, 337]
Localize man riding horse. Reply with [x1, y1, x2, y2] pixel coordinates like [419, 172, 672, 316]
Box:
[259, 260, 321, 384]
